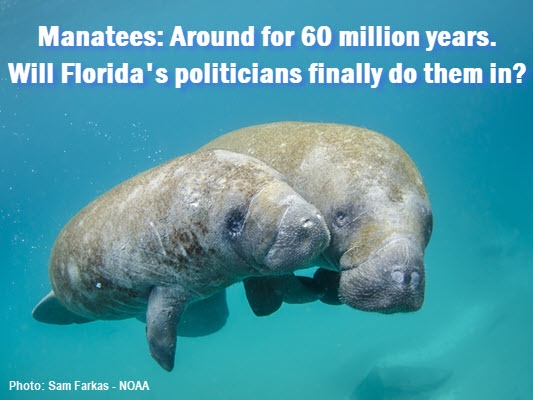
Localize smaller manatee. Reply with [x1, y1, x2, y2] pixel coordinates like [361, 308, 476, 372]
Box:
[33, 149, 330, 371]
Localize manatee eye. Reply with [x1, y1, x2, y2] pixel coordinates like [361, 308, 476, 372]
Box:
[226, 210, 245, 238]
[333, 209, 350, 228]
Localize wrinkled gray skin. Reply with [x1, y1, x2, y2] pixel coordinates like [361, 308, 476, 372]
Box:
[202, 122, 433, 313]
[32, 149, 330, 371]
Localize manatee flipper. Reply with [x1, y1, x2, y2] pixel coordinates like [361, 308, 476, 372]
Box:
[32, 292, 93, 325]
[280, 275, 325, 304]
[146, 286, 188, 372]
[178, 290, 229, 337]
[313, 268, 342, 305]
[244, 274, 326, 316]
[244, 277, 283, 316]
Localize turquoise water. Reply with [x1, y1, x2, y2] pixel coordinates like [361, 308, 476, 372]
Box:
[1, 1, 532, 399]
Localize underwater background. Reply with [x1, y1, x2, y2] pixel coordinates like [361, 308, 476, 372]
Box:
[1, 0, 532, 399]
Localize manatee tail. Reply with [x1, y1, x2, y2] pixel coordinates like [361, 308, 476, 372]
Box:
[32, 291, 93, 325]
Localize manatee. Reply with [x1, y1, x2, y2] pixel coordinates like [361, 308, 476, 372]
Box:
[202, 122, 433, 314]
[352, 365, 452, 400]
[243, 274, 326, 316]
[32, 149, 330, 371]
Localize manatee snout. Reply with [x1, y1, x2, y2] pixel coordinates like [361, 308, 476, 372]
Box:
[263, 199, 330, 273]
[240, 181, 330, 274]
[338, 238, 425, 313]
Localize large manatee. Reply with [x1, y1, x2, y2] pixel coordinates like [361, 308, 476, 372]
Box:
[32, 149, 330, 371]
[202, 122, 433, 314]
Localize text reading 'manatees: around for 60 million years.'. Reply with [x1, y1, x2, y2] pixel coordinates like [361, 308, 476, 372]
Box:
[37, 25, 496, 51]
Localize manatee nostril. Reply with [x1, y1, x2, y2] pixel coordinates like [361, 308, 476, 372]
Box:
[410, 271, 420, 287]
[302, 218, 313, 229]
[391, 268, 422, 287]
[391, 269, 404, 283]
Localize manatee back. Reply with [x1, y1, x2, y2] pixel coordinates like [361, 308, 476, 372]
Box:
[202, 122, 432, 265]
[202, 122, 429, 206]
